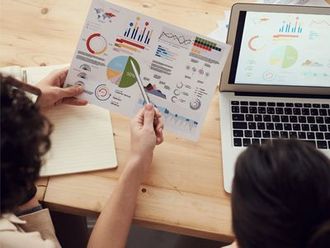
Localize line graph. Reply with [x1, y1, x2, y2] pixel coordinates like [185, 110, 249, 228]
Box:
[159, 32, 192, 45]
[310, 19, 330, 28]
[158, 27, 193, 48]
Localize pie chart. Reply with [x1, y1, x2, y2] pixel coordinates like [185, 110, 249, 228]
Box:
[107, 56, 140, 88]
[269, 45, 298, 69]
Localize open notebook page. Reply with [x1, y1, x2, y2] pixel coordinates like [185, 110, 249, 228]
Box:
[25, 65, 117, 176]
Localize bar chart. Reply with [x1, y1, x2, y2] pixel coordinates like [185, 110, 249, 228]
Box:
[279, 17, 303, 33]
[124, 17, 153, 45]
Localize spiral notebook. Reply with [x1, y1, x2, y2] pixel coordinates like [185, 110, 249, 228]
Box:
[0, 64, 118, 176]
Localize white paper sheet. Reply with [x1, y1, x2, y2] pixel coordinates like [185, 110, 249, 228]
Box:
[0, 66, 23, 80]
[24, 64, 69, 84]
[65, 0, 231, 141]
[1, 64, 118, 176]
[208, 10, 231, 43]
[40, 103, 117, 176]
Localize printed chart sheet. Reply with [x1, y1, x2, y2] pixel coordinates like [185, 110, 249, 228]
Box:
[65, 0, 230, 140]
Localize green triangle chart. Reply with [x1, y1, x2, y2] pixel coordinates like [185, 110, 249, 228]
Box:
[107, 56, 140, 88]
[269, 45, 298, 69]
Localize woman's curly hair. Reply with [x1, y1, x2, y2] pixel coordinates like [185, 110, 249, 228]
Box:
[1, 75, 52, 213]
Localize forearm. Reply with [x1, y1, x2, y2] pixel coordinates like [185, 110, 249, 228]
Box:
[88, 157, 145, 248]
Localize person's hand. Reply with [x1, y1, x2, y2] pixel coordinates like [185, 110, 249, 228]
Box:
[129, 104, 164, 172]
[36, 68, 88, 110]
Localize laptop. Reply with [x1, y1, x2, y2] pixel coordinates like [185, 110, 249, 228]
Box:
[219, 3, 330, 193]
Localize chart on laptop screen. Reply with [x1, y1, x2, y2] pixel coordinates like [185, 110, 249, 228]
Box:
[235, 11, 330, 87]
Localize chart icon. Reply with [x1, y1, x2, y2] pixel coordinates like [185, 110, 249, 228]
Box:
[124, 17, 153, 44]
[159, 26, 193, 49]
[95, 84, 111, 101]
[107, 56, 140, 88]
[190, 98, 201, 110]
[248, 35, 266, 51]
[263, 71, 275, 81]
[270, 45, 298, 69]
[86, 33, 107, 54]
[80, 64, 91, 71]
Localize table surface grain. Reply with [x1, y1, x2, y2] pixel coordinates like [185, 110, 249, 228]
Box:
[0, 0, 248, 242]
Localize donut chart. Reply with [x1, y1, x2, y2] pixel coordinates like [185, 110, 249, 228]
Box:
[95, 84, 111, 101]
[107, 56, 140, 88]
[248, 35, 266, 51]
[86, 33, 107, 54]
[190, 98, 201, 110]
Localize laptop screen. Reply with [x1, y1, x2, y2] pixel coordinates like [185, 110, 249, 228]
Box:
[229, 10, 330, 88]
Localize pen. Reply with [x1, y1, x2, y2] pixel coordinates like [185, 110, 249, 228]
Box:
[130, 60, 151, 105]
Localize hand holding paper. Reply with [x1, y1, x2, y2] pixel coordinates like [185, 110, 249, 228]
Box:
[129, 104, 164, 171]
[36, 68, 88, 109]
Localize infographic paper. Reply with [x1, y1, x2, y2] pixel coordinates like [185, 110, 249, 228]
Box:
[65, 0, 230, 140]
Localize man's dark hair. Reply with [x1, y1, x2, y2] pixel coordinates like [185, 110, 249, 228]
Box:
[232, 140, 330, 247]
[1, 75, 52, 213]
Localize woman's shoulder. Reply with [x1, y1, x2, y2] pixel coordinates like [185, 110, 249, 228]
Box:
[0, 213, 56, 248]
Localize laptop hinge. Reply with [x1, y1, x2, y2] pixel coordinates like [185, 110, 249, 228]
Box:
[235, 92, 330, 100]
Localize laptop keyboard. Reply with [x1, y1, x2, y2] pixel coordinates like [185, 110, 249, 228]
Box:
[231, 101, 330, 149]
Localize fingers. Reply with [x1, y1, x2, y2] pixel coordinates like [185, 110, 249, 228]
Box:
[132, 104, 164, 144]
[154, 107, 162, 119]
[58, 68, 69, 86]
[50, 67, 68, 78]
[153, 107, 164, 132]
[155, 116, 164, 145]
[134, 107, 144, 122]
[59, 85, 84, 98]
[131, 107, 145, 129]
[156, 129, 164, 145]
[155, 114, 164, 132]
[47, 68, 69, 87]
[156, 134, 164, 145]
[143, 104, 155, 130]
[62, 97, 88, 106]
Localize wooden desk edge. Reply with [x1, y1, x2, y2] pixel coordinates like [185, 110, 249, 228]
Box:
[42, 201, 234, 243]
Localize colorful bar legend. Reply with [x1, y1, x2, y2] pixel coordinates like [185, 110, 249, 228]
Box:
[193, 37, 222, 52]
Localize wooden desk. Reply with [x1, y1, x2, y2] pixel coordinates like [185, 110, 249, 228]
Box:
[44, 93, 232, 241]
[0, 0, 241, 242]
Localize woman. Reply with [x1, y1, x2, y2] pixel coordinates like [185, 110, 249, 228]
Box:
[231, 140, 330, 247]
[0, 69, 164, 247]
